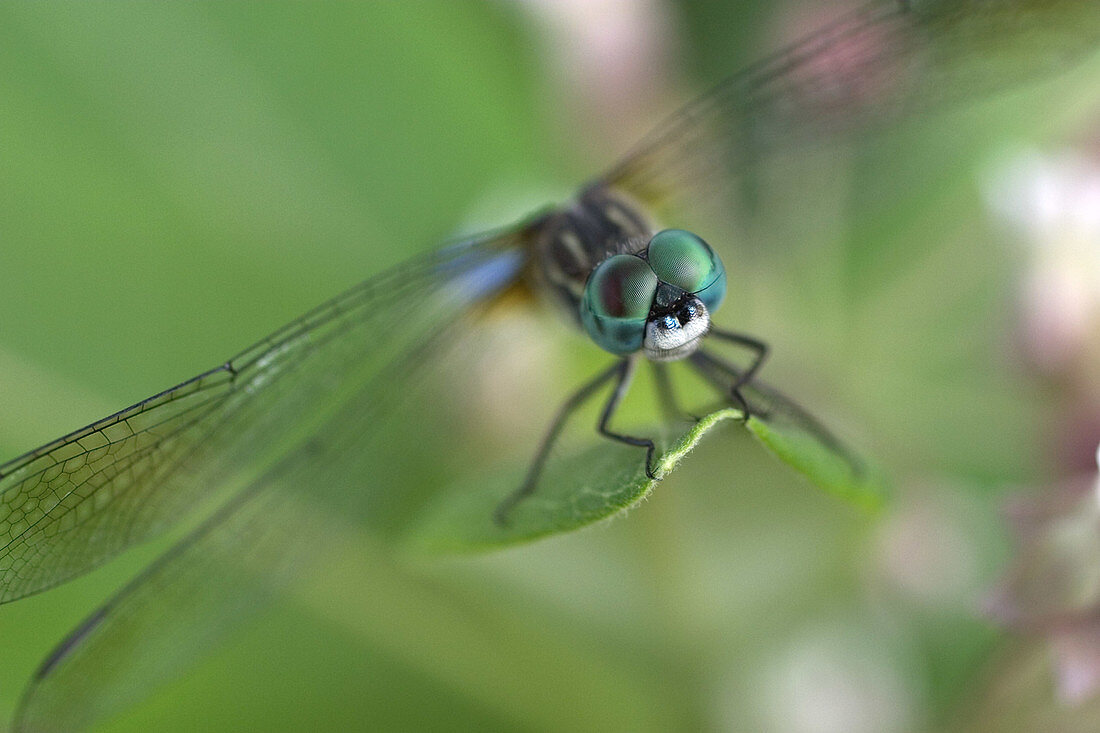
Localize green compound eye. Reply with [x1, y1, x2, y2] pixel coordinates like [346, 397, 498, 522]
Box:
[646, 229, 726, 312]
[580, 254, 659, 354]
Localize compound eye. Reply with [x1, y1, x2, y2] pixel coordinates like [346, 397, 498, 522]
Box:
[580, 254, 659, 354]
[646, 229, 726, 312]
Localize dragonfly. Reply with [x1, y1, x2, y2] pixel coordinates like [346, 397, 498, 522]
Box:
[3, 1, 1099, 729]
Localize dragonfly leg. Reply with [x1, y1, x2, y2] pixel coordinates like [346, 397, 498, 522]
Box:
[598, 357, 658, 480]
[689, 350, 767, 419]
[706, 328, 769, 418]
[690, 348, 866, 470]
[494, 360, 623, 526]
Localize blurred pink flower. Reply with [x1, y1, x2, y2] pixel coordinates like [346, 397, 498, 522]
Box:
[985, 446, 1100, 703]
[508, 0, 682, 146]
[875, 486, 986, 611]
[984, 150, 1100, 372]
[984, 147, 1100, 473]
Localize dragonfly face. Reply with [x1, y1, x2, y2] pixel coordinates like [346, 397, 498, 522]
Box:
[577, 224, 726, 361]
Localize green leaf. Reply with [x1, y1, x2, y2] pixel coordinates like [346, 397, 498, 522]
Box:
[405, 410, 741, 554]
[746, 416, 888, 513]
[406, 403, 887, 554]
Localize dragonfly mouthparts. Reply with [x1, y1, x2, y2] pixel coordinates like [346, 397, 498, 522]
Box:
[643, 295, 710, 362]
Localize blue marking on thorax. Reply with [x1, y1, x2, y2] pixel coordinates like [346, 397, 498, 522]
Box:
[441, 248, 525, 302]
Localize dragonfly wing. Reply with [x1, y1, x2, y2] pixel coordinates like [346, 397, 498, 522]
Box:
[0, 225, 530, 603]
[11, 234, 504, 730]
[15, 443, 356, 730]
[14, 413, 391, 731]
[14, 478, 298, 732]
[601, 0, 1100, 215]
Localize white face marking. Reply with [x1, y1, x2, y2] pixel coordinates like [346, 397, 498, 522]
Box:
[642, 297, 710, 362]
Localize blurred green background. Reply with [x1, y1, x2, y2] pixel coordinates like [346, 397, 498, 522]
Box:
[2, 1, 1100, 731]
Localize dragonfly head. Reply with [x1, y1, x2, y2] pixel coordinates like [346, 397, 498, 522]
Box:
[580, 229, 726, 361]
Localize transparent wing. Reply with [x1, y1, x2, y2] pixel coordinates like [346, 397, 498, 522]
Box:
[12, 235, 505, 731]
[14, 348, 426, 731]
[0, 224, 530, 604]
[601, 0, 1100, 213]
[14, 478, 299, 733]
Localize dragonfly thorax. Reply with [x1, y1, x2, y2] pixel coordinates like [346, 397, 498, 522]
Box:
[532, 185, 656, 317]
